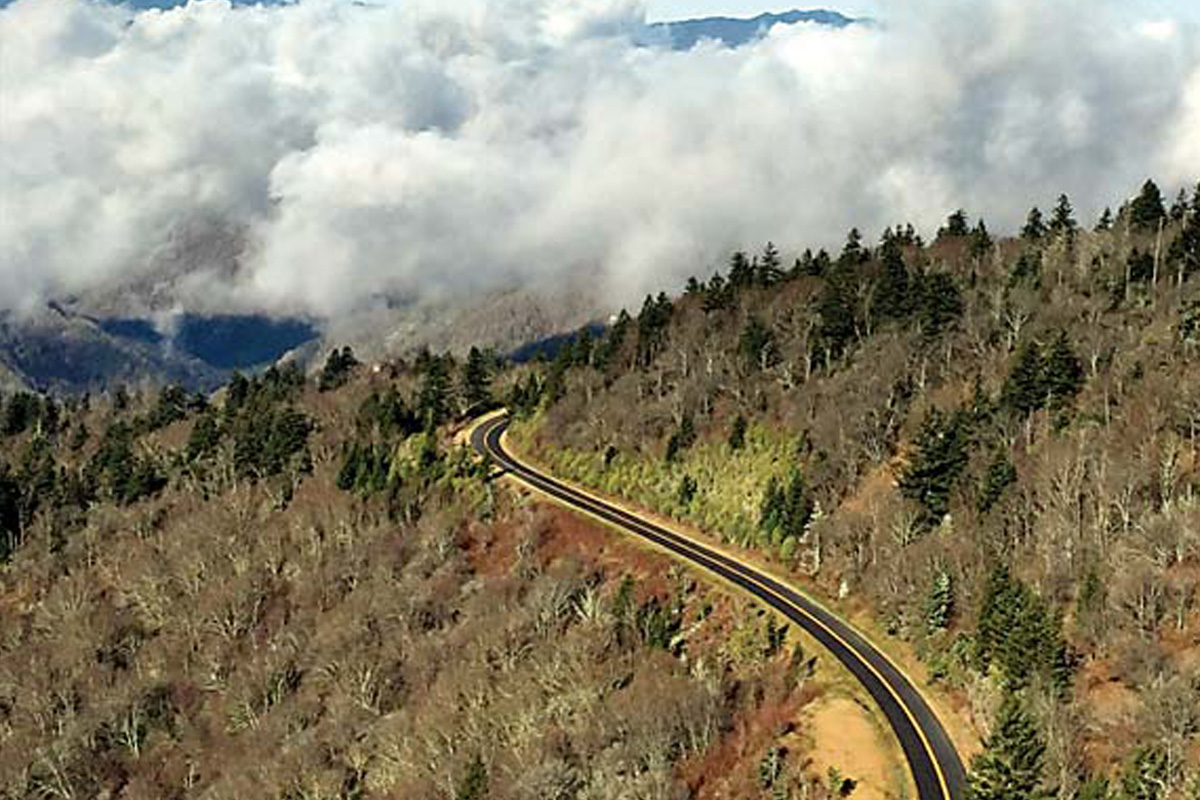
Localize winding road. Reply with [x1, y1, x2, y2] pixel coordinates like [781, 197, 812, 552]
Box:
[471, 412, 966, 800]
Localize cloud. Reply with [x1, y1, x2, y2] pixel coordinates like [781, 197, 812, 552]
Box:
[1, 0, 1197, 321]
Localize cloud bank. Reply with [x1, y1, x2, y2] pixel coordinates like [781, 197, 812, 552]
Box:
[1, 0, 1198, 320]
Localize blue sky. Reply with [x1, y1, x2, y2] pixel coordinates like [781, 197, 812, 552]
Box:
[644, 0, 1200, 23]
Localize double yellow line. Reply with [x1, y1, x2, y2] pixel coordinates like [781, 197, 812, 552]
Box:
[477, 414, 959, 800]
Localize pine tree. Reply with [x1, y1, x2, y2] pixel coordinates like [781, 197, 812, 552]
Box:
[186, 411, 221, 462]
[759, 476, 785, 534]
[898, 408, 969, 525]
[1001, 339, 1045, 417]
[782, 468, 812, 539]
[728, 414, 747, 450]
[739, 316, 777, 371]
[966, 694, 1052, 800]
[461, 346, 493, 411]
[1021, 207, 1047, 241]
[1170, 188, 1189, 223]
[971, 219, 994, 259]
[677, 474, 698, 506]
[915, 271, 963, 339]
[729, 251, 754, 288]
[977, 450, 1017, 514]
[1129, 179, 1166, 231]
[925, 570, 954, 633]
[1041, 331, 1084, 410]
[318, 346, 359, 392]
[1050, 194, 1077, 242]
[1096, 207, 1114, 232]
[841, 227, 867, 264]
[759, 241, 783, 286]
[876, 239, 912, 320]
[939, 209, 970, 240]
[417, 355, 452, 430]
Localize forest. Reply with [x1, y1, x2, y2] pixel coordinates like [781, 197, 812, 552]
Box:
[1, 179, 1198, 799]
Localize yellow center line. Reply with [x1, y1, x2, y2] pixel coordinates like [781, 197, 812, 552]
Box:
[482, 416, 955, 800]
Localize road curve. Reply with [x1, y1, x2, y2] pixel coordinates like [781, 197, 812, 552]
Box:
[472, 413, 967, 800]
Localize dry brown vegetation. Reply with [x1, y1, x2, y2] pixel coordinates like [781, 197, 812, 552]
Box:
[515, 188, 1200, 798]
[0, 371, 875, 800]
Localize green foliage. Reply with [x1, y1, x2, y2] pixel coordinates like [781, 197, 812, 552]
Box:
[966, 693, 1052, 800]
[758, 745, 785, 789]
[416, 354, 453, 430]
[636, 293, 673, 367]
[975, 565, 1072, 692]
[925, 570, 955, 633]
[1001, 332, 1084, 418]
[460, 346, 494, 412]
[677, 474, 698, 506]
[318, 346, 359, 392]
[357, 387, 418, 439]
[455, 755, 488, 800]
[2, 392, 44, 437]
[0, 466, 21, 561]
[664, 414, 696, 463]
[90, 422, 166, 505]
[231, 405, 312, 481]
[593, 309, 631, 369]
[739, 316, 777, 370]
[186, 411, 221, 462]
[914, 271, 963, 339]
[1050, 194, 1077, 242]
[1129, 179, 1166, 231]
[876, 238, 912, 321]
[938, 209, 970, 240]
[898, 408, 969, 526]
[977, 450, 1017, 514]
[1118, 747, 1169, 800]
[728, 414, 747, 451]
[1021, 207, 1047, 241]
[758, 241, 784, 286]
[817, 275, 856, 357]
[145, 385, 189, 431]
[759, 468, 812, 544]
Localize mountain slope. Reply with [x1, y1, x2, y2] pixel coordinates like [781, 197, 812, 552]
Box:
[651, 9, 856, 50]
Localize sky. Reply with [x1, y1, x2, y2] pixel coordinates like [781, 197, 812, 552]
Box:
[1, 0, 1198, 323]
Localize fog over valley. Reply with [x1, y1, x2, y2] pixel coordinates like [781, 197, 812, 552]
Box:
[1, 0, 1198, 326]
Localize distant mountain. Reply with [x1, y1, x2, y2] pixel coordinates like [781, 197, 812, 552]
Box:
[650, 9, 856, 50]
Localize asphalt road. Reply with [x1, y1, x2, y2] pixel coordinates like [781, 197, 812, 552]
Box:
[471, 412, 967, 800]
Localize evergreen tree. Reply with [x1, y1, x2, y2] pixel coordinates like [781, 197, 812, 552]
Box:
[925, 570, 954, 633]
[1041, 331, 1084, 410]
[739, 316, 777, 371]
[677, 474, 698, 506]
[977, 450, 1017, 514]
[417, 355, 452, 430]
[186, 411, 221, 462]
[817, 278, 856, 357]
[939, 210, 970, 240]
[1129, 179, 1166, 231]
[876, 239, 912, 320]
[318, 346, 359, 392]
[898, 408, 969, 525]
[728, 414, 747, 451]
[758, 241, 784, 286]
[841, 227, 867, 264]
[970, 219, 994, 259]
[1170, 188, 1189, 223]
[975, 565, 1072, 691]
[1001, 339, 1045, 418]
[915, 272, 963, 339]
[759, 476, 785, 534]
[1096, 207, 1114, 232]
[461, 346, 493, 411]
[1050, 194, 1077, 242]
[966, 694, 1052, 800]
[782, 468, 812, 539]
[729, 251, 755, 288]
[1021, 207, 1047, 241]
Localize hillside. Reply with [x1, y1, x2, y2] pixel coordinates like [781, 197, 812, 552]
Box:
[2, 178, 1198, 800]
[506, 180, 1200, 799]
[0, 356, 907, 799]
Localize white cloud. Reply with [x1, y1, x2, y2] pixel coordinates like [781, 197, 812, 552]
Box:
[1, 0, 1197, 321]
